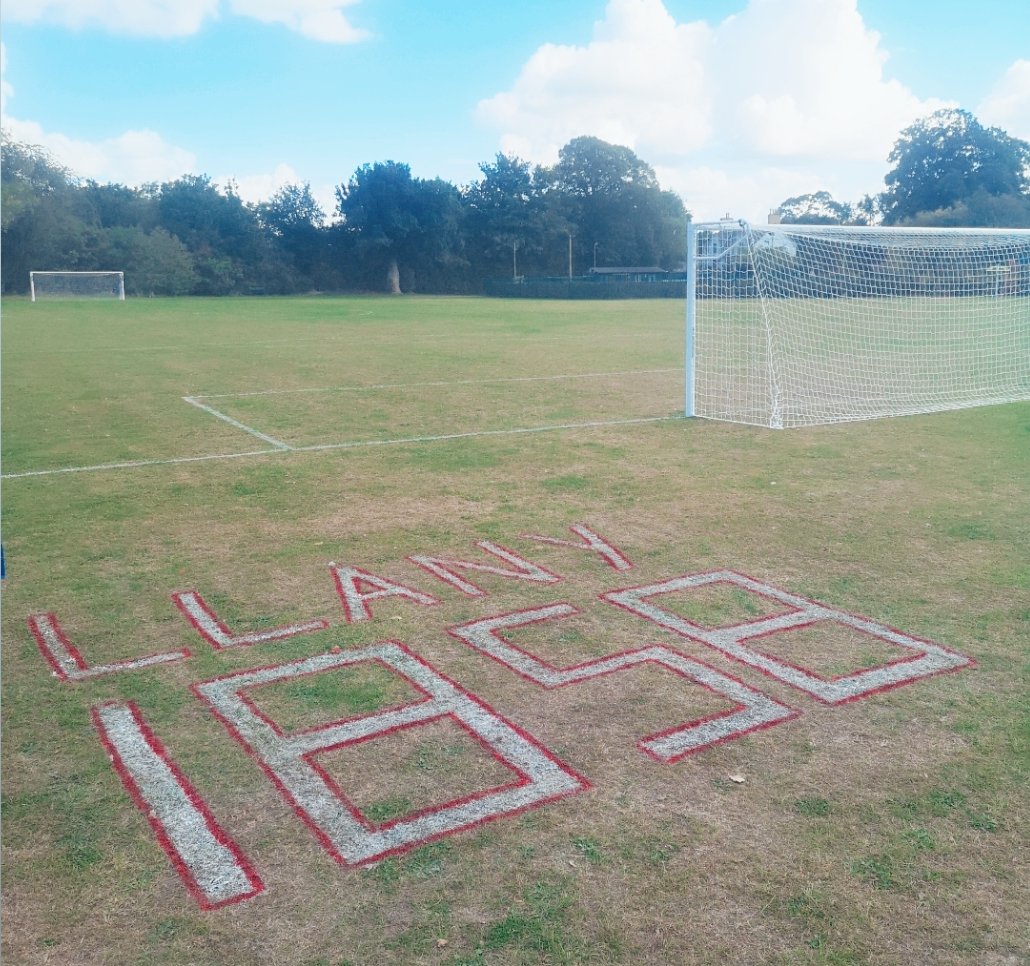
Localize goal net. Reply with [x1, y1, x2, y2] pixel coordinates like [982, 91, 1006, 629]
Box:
[686, 221, 1030, 428]
[30, 271, 125, 301]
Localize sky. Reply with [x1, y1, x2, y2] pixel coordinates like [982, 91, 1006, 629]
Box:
[1, 0, 1029, 223]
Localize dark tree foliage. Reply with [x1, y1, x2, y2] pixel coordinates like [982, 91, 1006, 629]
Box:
[257, 182, 328, 288]
[900, 189, 1030, 228]
[1, 134, 90, 292]
[96, 227, 197, 295]
[463, 154, 549, 281]
[335, 162, 465, 293]
[544, 136, 660, 197]
[774, 191, 860, 225]
[534, 136, 687, 273]
[0, 132, 696, 295]
[157, 175, 287, 294]
[10, 117, 1030, 297]
[82, 180, 158, 230]
[880, 109, 1030, 226]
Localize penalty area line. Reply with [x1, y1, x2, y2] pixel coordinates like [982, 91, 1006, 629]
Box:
[196, 367, 683, 400]
[1, 448, 282, 480]
[1, 416, 684, 480]
[293, 415, 684, 453]
[182, 396, 292, 450]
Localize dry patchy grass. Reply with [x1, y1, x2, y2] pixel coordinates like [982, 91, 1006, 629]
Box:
[2, 296, 1027, 964]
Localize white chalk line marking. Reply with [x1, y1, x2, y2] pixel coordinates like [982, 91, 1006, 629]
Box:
[6, 330, 676, 357]
[2, 448, 281, 479]
[4, 336, 335, 355]
[93, 702, 263, 907]
[195, 368, 682, 400]
[3, 416, 683, 479]
[182, 396, 292, 450]
[293, 415, 682, 453]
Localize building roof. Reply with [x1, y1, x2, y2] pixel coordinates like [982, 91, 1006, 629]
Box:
[588, 266, 668, 275]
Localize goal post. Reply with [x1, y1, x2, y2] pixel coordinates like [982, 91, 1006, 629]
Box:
[30, 271, 125, 302]
[685, 221, 1030, 428]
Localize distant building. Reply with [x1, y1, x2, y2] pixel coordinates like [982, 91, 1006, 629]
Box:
[588, 266, 669, 282]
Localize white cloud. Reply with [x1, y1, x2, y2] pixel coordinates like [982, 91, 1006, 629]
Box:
[3, 116, 197, 184]
[0, 0, 369, 43]
[221, 163, 303, 204]
[229, 0, 369, 44]
[478, 0, 712, 165]
[1, 42, 13, 112]
[219, 165, 338, 221]
[1, 0, 219, 38]
[710, 0, 939, 162]
[478, 0, 946, 220]
[655, 164, 831, 224]
[978, 59, 1030, 142]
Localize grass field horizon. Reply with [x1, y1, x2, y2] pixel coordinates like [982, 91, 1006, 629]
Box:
[2, 295, 1027, 964]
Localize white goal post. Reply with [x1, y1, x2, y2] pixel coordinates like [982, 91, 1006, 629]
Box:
[685, 221, 1030, 428]
[30, 271, 125, 302]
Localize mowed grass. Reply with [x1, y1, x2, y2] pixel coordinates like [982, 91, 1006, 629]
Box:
[1, 297, 682, 472]
[2, 295, 1028, 965]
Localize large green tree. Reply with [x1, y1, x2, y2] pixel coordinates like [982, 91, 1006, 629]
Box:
[462, 154, 555, 281]
[336, 162, 464, 293]
[774, 191, 860, 225]
[537, 136, 687, 271]
[157, 175, 277, 293]
[257, 182, 328, 287]
[83, 180, 158, 231]
[881, 109, 1030, 226]
[544, 136, 660, 198]
[1, 135, 95, 293]
[95, 227, 197, 295]
[3, 130, 699, 295]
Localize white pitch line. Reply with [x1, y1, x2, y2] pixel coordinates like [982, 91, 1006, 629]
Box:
[195, 368, 682, 400]
[7, 331, 675, 357]
[2, 416, 684, 480]
[182, 396, 292, 450]
[3, 336, 329, 355]
[2, 448, 282, 479]
[293, 415, 682, 452]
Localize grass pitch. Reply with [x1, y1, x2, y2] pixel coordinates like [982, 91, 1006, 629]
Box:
[2, 296, 1028, 965]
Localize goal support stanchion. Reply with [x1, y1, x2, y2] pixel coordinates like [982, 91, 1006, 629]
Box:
[684, 219, 697, 418]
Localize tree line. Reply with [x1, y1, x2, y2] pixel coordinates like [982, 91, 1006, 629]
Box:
[3, 109, 1028, 297]
[775, 109, 1030, 227]
[0, 135, 686, 296]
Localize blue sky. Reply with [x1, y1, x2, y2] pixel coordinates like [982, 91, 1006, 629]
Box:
[2, 0, 1028, 221]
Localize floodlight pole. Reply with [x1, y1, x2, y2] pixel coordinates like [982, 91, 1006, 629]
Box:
[684, 219, 697, 418]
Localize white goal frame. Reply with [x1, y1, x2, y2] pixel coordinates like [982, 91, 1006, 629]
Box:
[30, 271, 125, 302]
[685, 220, 1030, 428]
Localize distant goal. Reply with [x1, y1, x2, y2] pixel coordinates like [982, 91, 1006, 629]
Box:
[685, 221, 1030, 428]
[30, 271, 125, 302]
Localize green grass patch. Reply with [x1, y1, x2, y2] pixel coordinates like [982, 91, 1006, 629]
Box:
[794, 797, 832, 818]
[1, 295, 1026, 965]
[482, 878, 582, 959]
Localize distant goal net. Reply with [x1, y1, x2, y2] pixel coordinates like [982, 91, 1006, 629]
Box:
[685, 221, 1030, 428]
[30, 271, 125, 302]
